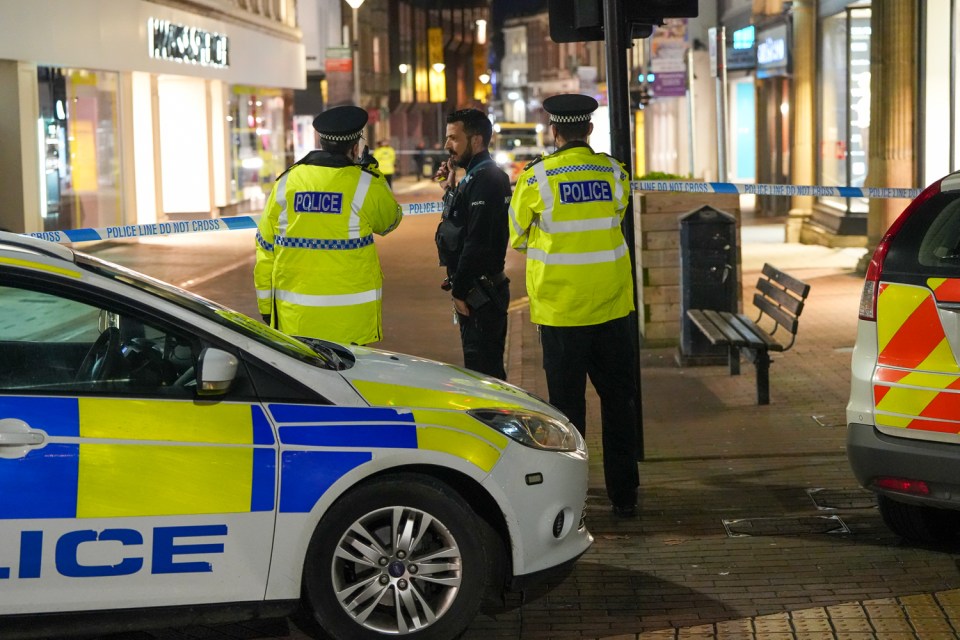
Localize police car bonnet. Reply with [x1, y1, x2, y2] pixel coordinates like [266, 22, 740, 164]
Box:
[313, 105, 368, 142]
[543, 94, 598, 124]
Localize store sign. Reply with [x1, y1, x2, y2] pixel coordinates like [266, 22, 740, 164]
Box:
[756, 23, 788, 77]
[727, 25, 756, 70]
[148, 18, 230, 68]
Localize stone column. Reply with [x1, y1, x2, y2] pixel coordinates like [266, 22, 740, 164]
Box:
[865, 1, 917, 255]
[787, 0, 815, 243]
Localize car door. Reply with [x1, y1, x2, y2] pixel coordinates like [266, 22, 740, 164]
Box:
[0, 275, 278, 614]
[873, 190, 960, 440]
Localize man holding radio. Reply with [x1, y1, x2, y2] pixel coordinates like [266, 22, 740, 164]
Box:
[435, 108, 512, 379]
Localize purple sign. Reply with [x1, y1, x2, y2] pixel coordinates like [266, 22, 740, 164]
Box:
[653, 72, 687, 97]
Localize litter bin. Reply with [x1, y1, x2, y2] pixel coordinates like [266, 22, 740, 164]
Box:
[677, 206, 738, 365]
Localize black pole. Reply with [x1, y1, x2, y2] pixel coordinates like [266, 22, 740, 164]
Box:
[602, 0, 644, 460]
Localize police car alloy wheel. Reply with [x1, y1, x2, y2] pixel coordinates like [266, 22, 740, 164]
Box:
[300, 474, 494, 640]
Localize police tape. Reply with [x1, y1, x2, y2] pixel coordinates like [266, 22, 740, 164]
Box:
[25, 201, 446, 244]
[631, 180, 922, 200]
[24, 180, 922, 244]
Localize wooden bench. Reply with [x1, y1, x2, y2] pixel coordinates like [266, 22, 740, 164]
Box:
[686, 263, 811, 405]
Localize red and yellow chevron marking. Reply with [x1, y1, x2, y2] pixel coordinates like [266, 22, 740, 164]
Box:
[929, 277, 960, 303]
[874, 281, 960, 437]
[877, 283, 959, 373]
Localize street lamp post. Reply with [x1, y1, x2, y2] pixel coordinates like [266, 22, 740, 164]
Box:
[432, 62, 446, 138]
[345, 0, 364, 107]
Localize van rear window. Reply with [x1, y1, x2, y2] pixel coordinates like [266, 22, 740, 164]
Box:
[883, 192, 960, 277]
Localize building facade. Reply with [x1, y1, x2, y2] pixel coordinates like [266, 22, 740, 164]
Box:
[0, 0, 304, 234]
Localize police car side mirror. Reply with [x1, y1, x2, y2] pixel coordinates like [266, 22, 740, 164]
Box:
[196, 348, 238, 396]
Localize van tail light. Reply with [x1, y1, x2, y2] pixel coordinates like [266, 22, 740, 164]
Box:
[859, 181, 943, 321]
[872, 476, 931, 496]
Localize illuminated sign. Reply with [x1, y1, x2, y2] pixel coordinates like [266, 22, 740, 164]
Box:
[148, 18, 229, 68]
[756, 23, 788, 77]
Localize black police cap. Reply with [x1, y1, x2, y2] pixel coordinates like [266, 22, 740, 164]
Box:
[312, 105, 368, 142]
[543, 94, 599, 124]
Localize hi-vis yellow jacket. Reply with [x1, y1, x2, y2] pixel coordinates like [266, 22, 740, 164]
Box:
[372, 145, 396, 176]
[254, 154, 402, 345]
[508, 142, 634, 327]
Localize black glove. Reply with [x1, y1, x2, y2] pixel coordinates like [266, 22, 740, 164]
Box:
[262, 314, 271, 325]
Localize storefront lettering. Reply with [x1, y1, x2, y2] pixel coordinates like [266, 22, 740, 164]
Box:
[149, 18, 230, 68]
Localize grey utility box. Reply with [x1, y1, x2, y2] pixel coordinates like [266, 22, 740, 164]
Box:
[677, 206, 739, 366]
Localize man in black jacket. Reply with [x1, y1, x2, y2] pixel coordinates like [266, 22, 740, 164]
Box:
[435, 108, 512, 379]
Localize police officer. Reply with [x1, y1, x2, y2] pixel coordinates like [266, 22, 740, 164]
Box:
[508, 94, 639, 517]
[254, 106, 402, 345]
[372, 140, 396, 188]
[435, 108, 512, 379]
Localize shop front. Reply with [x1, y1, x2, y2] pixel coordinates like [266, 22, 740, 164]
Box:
[0, 0, 304, 234]
[808, 1, 871, 239]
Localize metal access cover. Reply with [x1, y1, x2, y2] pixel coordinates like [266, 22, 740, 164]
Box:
[722, 515, 850, 538]
[807, 487, 877, 510]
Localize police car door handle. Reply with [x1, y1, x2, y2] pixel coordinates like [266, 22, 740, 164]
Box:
[937, 301, 960, 312]
[0, 418, 46, 447]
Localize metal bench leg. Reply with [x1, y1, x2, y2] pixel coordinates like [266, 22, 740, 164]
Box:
[755, 349, 770, 405]
[728, 346, 740, 375]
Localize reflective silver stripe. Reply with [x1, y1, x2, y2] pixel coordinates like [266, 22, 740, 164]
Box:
[534, 161, 553, 227]
[526, 241, 628, 265]
[255, 288, 272, 300]
[349, 171, 373, 239]
[608, 156, 624, 203]
[276, 173, 290, 235]
[508, 204, 528, 240]
[275, 287, 381, 307]
[540, 215, 620, 234]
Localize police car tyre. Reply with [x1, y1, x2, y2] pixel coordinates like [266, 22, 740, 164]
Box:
[300, 473, 492, 640]
[76, 327, 122, 382]
[877, 495, 960, 544]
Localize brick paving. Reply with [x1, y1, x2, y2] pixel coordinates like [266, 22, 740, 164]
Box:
[479, 228, 960, 639]
[84, 194, 960, 638]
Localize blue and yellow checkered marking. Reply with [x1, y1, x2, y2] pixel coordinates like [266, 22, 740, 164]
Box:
[275, 235, 373, 250]
[0, 397, 275, 519]
[0, 397, 509, 519]
[526, 163, 618, 186]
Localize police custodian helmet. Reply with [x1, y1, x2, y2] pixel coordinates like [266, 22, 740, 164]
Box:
[542, 93, 599, 124]
[313, 105, 368, 142]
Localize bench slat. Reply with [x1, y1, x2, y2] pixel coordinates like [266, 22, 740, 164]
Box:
[757, 278, 806, 316]
[686, 309, 729, 345]
[703, 309, 751, 346]
[753, 293, 800, 334]
[762, 262, 811, 298]
[729, 312, 786, 352]
[718, 312, 768, 349]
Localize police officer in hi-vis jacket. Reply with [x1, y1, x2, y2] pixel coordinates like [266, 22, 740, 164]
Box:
[255, 106, 402, 345]
[508, 93, 639, 517]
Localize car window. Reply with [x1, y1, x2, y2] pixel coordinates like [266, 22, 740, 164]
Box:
[885, 192, 960, 277]
[0, 284, 199, 397]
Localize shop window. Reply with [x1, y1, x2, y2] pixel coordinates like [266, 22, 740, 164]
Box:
[229, 87, 289, 210]
[818, 6, 871, 213]
[38, 67, 123, 232]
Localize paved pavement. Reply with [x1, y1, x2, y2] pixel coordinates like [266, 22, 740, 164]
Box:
[79, 178, 960, 639]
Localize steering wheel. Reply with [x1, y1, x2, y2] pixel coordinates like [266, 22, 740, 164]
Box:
[76, 327, 122, 383]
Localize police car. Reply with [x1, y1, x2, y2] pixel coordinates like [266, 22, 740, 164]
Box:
[0, 231, 591, 639]
[847, 171, 960, 543]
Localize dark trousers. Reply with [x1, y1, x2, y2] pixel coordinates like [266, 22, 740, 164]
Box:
[457, 282, 509, 379]
[540, 315, 639, 507]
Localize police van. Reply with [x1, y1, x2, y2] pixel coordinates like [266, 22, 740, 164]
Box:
[0, 231, 591, 639]
[847, 172, 960, 543]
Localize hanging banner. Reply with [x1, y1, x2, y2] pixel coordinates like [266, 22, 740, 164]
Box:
[651, 19, 689, 98]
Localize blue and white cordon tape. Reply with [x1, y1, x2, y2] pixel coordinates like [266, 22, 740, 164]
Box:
[25, 180, 922, 245]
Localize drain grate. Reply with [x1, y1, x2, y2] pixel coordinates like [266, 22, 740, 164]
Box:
[807, 487, 877, 510]
[722, 515, 850, 537]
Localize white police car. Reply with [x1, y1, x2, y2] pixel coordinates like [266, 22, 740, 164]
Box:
[0, 231, 591, 639]
[848, 172, 960, 543]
